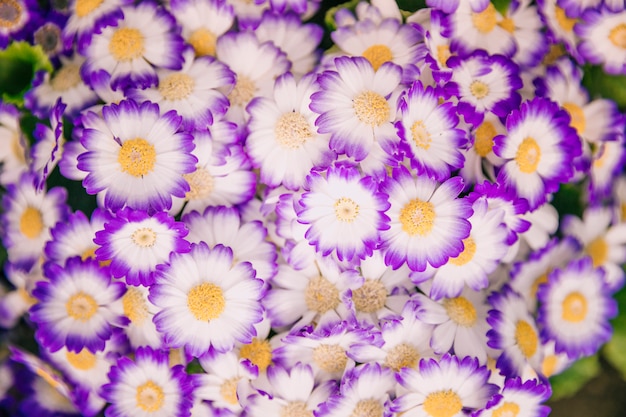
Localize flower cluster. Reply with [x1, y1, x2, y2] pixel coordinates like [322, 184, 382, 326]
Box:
[0, 0, 625, 416]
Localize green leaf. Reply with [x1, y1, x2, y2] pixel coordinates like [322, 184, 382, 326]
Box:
[324, 0, 361, 31]
[602, 285, 626, 380]
[551, 183, 585, 220]
[492, 0, 511, 15]
[396, 0, 427, 13]
[549, 354, 601, 401]
[582, 65, 626, 111]
[185, 359, 204, 374]
[0, 42, 53, 106]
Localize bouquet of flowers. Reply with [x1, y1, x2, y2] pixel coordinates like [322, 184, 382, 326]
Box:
[1, 0, 625, 415]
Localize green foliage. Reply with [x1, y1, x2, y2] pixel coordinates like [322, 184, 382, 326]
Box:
[549, 354, 601, 401]
[551, 183, 585, 221]
[602, 285, 626, 381]
[582, 65, 626, 112]
[492, 0, 511, 15]
[0, 42, 53, 106]
[324, 0, 361, 31]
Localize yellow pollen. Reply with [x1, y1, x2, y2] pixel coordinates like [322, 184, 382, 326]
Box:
[474, 121, 496, 157]
[122, 287, 149, 324]
[353, 91, 389, 127]
[50, 64, 82, 91]
[187, 282, 225, 321]
[448, 237, 477, 266]
[66, 349, 97, 371]
[35, 368, 64, 391]
[183, 167, 215, 200]
[555, 6, 577, 32]
[12, 130, 27, 164]
[423, 390, 463, 417]
[530, 271, 550, 299]
[609, 23, 626, 49]
[399, 199, 435, 236]
[411, 120, 432, 150]
[593, 144, 610, 169]
[543, 44, 565, 66]
[169, 348, 185, 367]
[75, 0, 103, 17]
[493, 402, 521, 417]
[562, 291, 588, 323]
[515, 137, 541, 174]
[350, 399, 384, 417]
[80, 247, 97, 261]
[109, 27, 145, 61]
[305, 275, 340, 313]
[498, 17, 516, 33]
[621, 202, 626, 222]
[334, 197, 360, 223]
[136, 380, 165, 412]
[220, 377, 240, 405]
[118, 138, 156, 177]
[586, 237, 608, 267]
[562, 102, 586, 134]
[444, 296, 478, 327]
[469, 80, 490, 99]
[281, 402, 313, 417]
[384, 343, 419, 372]
[471, 3, 497, 33]
[0, 0, 22, 28]
[275, 112, 313, 149]
[131, 227, 157, 248]
[541, 354, 558, 377]
[159, 73, 195, 101]
[362, 44, 393, 71]
[66, 292, 98, 322]
[188, 27, 217, 56]
[19, 206, 44, 239]
[312, 344, 347, 374]
[229, 74, 256, 106]
[352, 279, 387, 313]
[436, 44, 451, 67]
[239, 338, 272, 372]
[18, 287, 37, 306]
[514, 320, 538, 358]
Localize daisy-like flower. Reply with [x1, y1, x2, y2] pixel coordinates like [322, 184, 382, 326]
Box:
[297, 164, 390, 262]
[380, 166, 472, 272]
[427, 0, 490, 14]
[81, 1, 185, 90]
[101, 346, 192, 417]
[502, 0, 549, 69]
[0, 0, 36, 48]
[392, 354, 498, 417]
[150, 242, 264, 356]
[311, 56, 401, 161]
[94, 207, 191, 286]
[494, 97, 581, 210]
[588, 135, 626, 202]
[32, 12, 68, 61]
[0, 262, 40, 328]
[246, 71, 335, 191]
[62, 0, 127, 51]
[119, 283, 162, 349]
[396, 81, 466, 182]
[77, 99, 197, 213]
[537, 0, 581, 58]
[446, 51, 523, 126]
[30, 257, 126, 353]
[576, 8, 626, 75]
[459, 112, 506, 185]
[0, 102, 29, 186]
[474, 377, 551, 417]
[537, 257, 616, 359]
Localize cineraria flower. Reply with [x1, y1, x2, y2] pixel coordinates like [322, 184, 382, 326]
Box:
[503, 0, 549, 69]
[32, 12, 68, 60]
[393, 354, 498, 417]
[119, 283, 162, 349]
[459, 113, 506, 185]
[30, 99, 65, 191]
[150, 242, 264, 356]
[62, 0, 126, 51]
[396, 81, 467, 182]
[494, 97, 580, 210]
[246, 71, 335, 191]
[311, 56, 401, 161]
[30, 257, 126, 353]
[77, 99, 197, 213]
[101, 346, 192, 417]
[0, 102, 29, 186]
[474, 377, 551, 417]
[0, 0, 36, 48]
[81, 1, 185, 90]
[537, 257, 616, 359]
[94, 207, 191, 286]
[380, 166, 472, 272]
[427, 0, 489, 14]
[588, 136, 626, 202]
[576, 8, 626, 75]
[537, 0, 581, 59]
[297, 164, 390, 262]
[0, 262, 40, 328]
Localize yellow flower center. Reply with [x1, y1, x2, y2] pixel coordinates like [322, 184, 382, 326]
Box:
[530, 271, 550, 300]
[541, 354, 558, 377]
[411, 120, 432, 150]
[66, 292, 98, 322]
[188, 27, 217, 56]
[515, 137, 541, 174]
[131, 227, 157, 248]
[399, 199, 435, 236]
[472, 3, 497, 33]
[239, 337, 272, 372]
[75, 0, 103, 17]
[562, 102, 586, 134]
[118, 138, 157, 177]
[350, 399, 384, 417]
[312, 344, 347, 374]
[362, 44, 393, 71]
[586, 237, 608, 267]
[11, 130, 27, 164]
[183, 167, 215, 200]
[352, 279, 387, 313]
[620, 202, 626, 223]
[0, 0, 22, 28]
[498, 17, 516, 33]
[423, 390, 463, 417]
[19, 206, 44, 239]
[281, 402, 313, 417]
[187, 282, 225, 321]
[50, 64, 82, 91]
[275, 112, 313, 149]
[229, 74, 256, 106]
[444, 296, 477, 327]
[543, 44, 565, 66]
[474, 121, 496, 157]
[353, 91, 389, 127]
[136, 380, 165, 412]
[562, 291, 588, 323]
[493, 402, 521, 417]
[66, 349, 97, 371]
[609, 23, 626, 49]
[18, 287, 37, 306]
[448, 237, 477, 266]
[436, 44, 451, 68]
[384, 343, 419, 372]
[469, 80, 490, 99]
[305, 275, 340, 313]
[109, 27, 145, 61]
[122, 287, 149, 324]
[220, 377, 240, 405]
[159, 73, 195, 101]
[555, 6, 577, 32]
[334, 197, 360, 223]
[514, 320, 538, 358]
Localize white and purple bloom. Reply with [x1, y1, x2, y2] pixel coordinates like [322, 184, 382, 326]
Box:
[29, 99, 66, 191]
[576, 8, 626, 75]
[474, 377, 551, 417]
[62, 0, 127, 51]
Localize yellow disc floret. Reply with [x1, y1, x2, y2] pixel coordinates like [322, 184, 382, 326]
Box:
[118, 138, 157, 177]
[187, 282, 226, 321]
